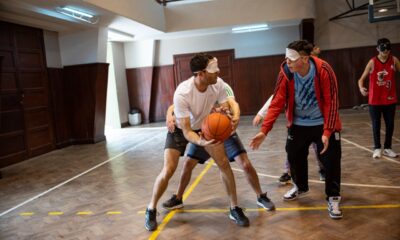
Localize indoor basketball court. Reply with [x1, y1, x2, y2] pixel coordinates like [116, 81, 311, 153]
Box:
[0, 110, 399, 239]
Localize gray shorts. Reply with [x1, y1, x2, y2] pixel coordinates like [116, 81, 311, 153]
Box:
[164, 127, 189, 156]
[187, 132, 247, 164]
[164, 127, 202, 156]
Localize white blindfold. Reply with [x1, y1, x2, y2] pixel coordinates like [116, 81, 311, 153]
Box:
[285, 48, 301, 61]
[205, 57, 220, 73]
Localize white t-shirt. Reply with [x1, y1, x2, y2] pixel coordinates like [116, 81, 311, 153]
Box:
[174, 77, 228, 130]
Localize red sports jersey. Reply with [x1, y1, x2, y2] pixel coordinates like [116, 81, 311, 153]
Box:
[368, 55, 397, 105]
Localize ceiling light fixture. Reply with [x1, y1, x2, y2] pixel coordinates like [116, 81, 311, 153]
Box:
[232, 24, 269, 33]
[56, 6, 98, 24]
[378, 8, 388, 12]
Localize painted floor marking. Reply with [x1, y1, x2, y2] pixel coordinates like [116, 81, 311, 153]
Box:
[0, 132, 164, 218]
[148, 160, 214, 240]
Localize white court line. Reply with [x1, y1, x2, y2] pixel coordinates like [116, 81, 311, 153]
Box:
[228, 167, 400, 189]
[0, 132, 164, 218]
[341, 137, 400, 164]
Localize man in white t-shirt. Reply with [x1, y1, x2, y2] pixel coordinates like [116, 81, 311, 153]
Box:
[145, 53, 249, 231]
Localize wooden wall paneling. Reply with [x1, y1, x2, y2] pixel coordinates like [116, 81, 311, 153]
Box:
[126, 67, 153, 123]
[48, 68, 70, 148]
[150, 65, 175, 122]
[93, 63, 109, 142]
[233, 55, 283, 115]
[321, 43, 400, 108]
[0, 22, 27, 168]
[173, 50, 235, 88]
[15, 24, 55, 158]
[64, 63, 109, 144]
[320, 49, 356, 108]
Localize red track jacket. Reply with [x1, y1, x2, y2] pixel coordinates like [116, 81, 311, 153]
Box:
[261, 56, 342, 138]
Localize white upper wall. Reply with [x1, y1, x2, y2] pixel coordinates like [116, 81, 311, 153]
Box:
[124, 40, 156, 68]
[110, 42, 130, 124]
[43, 30, 62, 68]
[315, 0, 400, 50]
[164, 0, 315, 32]
[152, 26, 299, 66]
[59, 27, 107, 66]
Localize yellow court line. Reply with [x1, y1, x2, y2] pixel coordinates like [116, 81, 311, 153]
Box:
[48, 212, 64, 216]
[76, 211, 93, 215]
[148, 159, 215, 240]
[139, 204, 400, 215]
[106, 211, 122, 215]
[19, 212, 34, 216]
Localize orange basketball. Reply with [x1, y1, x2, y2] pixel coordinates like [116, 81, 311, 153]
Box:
[201, 112, 232, 142]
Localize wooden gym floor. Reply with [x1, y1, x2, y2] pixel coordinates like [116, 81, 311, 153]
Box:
[0, 109, 399, 240]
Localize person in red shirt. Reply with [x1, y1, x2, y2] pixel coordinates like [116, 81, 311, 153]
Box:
[358, 38, 400, 159]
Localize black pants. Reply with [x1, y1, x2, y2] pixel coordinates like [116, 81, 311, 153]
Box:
[286, 125, 341, 198]
[369, 104, 396, 149]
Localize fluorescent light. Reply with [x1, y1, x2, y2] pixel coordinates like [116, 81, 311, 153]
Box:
[108, 29, 135, 42]
[167, 0, 213, 6]
[56, 6, 98, 24]
[378, 8, 388, 12]
[232, 24, 269, 33]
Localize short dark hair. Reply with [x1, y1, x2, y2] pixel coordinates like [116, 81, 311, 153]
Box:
[377, 38, 390, 46]
[190, 53, 213, 73]
[287, 40, 314, 56]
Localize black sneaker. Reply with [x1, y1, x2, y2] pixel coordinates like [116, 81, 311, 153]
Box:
[229, 206, 249, 227]
[279, 172, 291, 185]
[162, 194, 184, 210]
[145, 208, 157, 231]
[257, 193, 275, 211]
[283, 186, 309, 201]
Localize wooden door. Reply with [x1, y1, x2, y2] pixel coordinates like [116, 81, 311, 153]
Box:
[0, 21, 54, 168]
[173, 50, 235, 88]
[0, 22, 27, 167]
[15, 25, 54, 158]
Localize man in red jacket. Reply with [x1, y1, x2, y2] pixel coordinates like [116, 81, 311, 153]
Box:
[250, 40, 343, 219]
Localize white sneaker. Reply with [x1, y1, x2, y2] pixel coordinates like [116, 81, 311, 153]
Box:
[328, 196, 343, 219]
[372, 149, 382, 158]
[283, 186, 309, 201]
[383, 149, 398, 158]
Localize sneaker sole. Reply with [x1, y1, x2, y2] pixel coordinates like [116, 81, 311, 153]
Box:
[278, 181, 291, 185]
[256, 201, 275, 211]
[145, 224, 157, 231]
[229, 214, 249, 227]
[283, 191, 309, 201]
[329, 213, 343, 219]
[162, 204, 184, 210]
[382, 154, 398, 158]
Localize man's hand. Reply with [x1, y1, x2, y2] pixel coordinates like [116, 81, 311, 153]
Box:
[252, 115, 263, 126]
[320, 135, 329, 154]
[249, 132, 266, 150]
[197, 132, 220, 147]
[359, 87, 368, 96]
[166, 114, 176, 133]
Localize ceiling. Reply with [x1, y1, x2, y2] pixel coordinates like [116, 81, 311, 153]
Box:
[0, 0, 304, 42]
